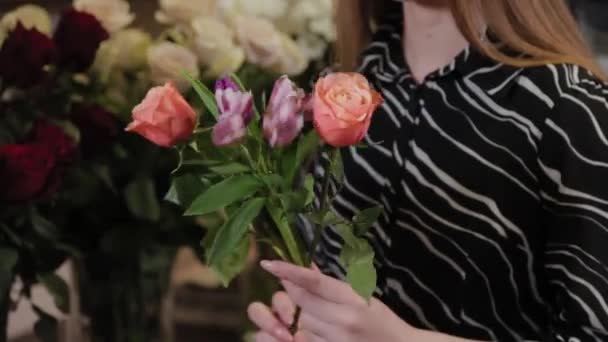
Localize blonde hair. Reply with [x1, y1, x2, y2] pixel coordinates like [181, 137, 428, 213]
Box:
[336, 0, 607, 81]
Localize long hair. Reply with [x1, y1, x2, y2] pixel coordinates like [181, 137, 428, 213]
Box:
[335, 0, 607, 81]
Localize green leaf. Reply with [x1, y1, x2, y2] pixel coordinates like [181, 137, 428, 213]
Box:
[229, 73, 247, 92]
[345, 249, 376, 301]
[278, 176, 315, 212]
[0, 247, 18, 273]
[33, 305, 58, 342]
[185, 175, 263, 216]
[37, 273, 70, 313]
[92, 164, 116, 192]
[183, 72, 218, 120]
[303, 175, 315, 206]
[124, 176, 161, 222]
[208, 162, 251, 175]
[165, 174, 207, 208]
[0, 247, 18, 297]
[206, 198, 265, 267]
[31, 211, 59, 241]
[211, 234, 251, 286]
[50, 119, 81, 145]
[285, 130, 321, 186]
[334, 224, 377, 300]
[353, 206, 383, 236]
[307, 210, 343, 226]
[265, 202, 305, 266]
[330, 149, 345, 184]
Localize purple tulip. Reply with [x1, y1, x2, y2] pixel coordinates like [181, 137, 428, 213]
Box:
[263, 76, 305, 147]
[212, 76, 254, 146]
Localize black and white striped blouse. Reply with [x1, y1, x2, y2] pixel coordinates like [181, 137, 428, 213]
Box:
[312, 12, 608, 342]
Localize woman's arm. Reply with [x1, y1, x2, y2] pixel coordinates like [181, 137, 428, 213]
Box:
[251, 260, 489, 342]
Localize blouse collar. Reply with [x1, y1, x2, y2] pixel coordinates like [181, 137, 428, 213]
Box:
[362, 9, 522, 96]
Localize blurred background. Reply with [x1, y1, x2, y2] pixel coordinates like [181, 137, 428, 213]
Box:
[0, 0, 607, 341]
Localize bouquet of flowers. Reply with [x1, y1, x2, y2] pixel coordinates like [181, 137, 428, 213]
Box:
[127, 70, 385, 303]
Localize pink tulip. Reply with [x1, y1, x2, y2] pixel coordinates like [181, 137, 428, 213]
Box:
[212, 76, 254, 146]
[127, 82, 197, 147]
[263, 75, 305, 147]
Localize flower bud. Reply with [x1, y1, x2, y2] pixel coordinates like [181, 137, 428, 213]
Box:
[263, 75, 305, 147]
[212, 76, 253, 146]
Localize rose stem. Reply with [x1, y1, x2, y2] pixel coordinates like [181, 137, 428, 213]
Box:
[289, 147, 338, 334]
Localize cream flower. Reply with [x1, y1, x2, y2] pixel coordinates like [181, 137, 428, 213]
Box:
[218, 0, 289, 21]
[0, 4, 52, 35]
[93, 28, 152, 79]
[234, 16, 282, 68]
[286, 0, 336, 42]
[190, 16, 244, 77]
[272, 34, 308, 76]
[147, 42, 199, 91]
[156, 0, 217, 25]
[73, 0, 135, 33]
[297, 33, 328, 60]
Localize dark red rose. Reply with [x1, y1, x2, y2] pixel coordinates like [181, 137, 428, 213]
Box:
[0, 144, 57, 202]
[30, 120, 78, 164]
[0, 121, 77, 203]
[53, 8, 109, 71]
[0, 22, 57, 87]
[71, 104, 119, 156]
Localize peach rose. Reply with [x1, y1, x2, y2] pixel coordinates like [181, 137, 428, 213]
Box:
[127, 82, 197, 147]
[313, 73, 383, 147]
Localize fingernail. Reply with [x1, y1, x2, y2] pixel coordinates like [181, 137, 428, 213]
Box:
[274, 327, 293, 341]
[260, 260, 275, 271]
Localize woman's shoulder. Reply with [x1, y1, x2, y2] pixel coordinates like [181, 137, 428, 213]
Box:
[484, 62, 608, 122]
[516, 63, 608, 110]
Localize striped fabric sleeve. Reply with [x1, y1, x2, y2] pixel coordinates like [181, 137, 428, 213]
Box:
[539, 77, 608, 341]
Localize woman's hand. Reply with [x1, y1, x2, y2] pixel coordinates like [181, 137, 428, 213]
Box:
[247, 260, 417, 342]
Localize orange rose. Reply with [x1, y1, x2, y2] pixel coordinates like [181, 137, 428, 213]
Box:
[127, 82, 197, 147]
[312, 72, 383, 147]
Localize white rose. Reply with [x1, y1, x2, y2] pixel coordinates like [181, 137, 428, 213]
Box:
[234, 16, 282, 68]
[93, 28, 152, 79]
[296, 34, 328, 60]
[147, 42, 199, 91]
[284, 0, 336, 41]
[0, 4, 52, 35]
[190, 16, 245, 77]
[272, 34, 308, 76]
[218, 0, 288, 21]
[156, 0, 217, 25]
[73, 0, 134, 33]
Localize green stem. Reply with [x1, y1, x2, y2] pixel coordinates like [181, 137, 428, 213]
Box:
[309, 148, 338, 263]
[290, 148, 338, 334]
[241, 146, 257, 170]
[266, 203, 304, 266]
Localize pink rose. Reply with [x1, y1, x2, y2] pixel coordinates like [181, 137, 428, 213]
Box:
[127, 82, 197, 147]
[313, 73, 383, 147]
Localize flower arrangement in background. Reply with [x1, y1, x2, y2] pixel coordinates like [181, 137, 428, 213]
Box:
[0, 2, 201, 341]
[0, 0, 337, 340]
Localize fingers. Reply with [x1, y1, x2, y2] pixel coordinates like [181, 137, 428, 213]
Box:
[247, 302, 293, 342]
[294, 330, 326, 342]
[281, 280, 349, 324]
[254, 331, 279, 342]
[272, 291, 296, 326]
[261, 260, 365, 305]
[298, 311, 336, 337]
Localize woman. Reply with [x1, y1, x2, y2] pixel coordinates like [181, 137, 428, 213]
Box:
[249, 0, 608, 341]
